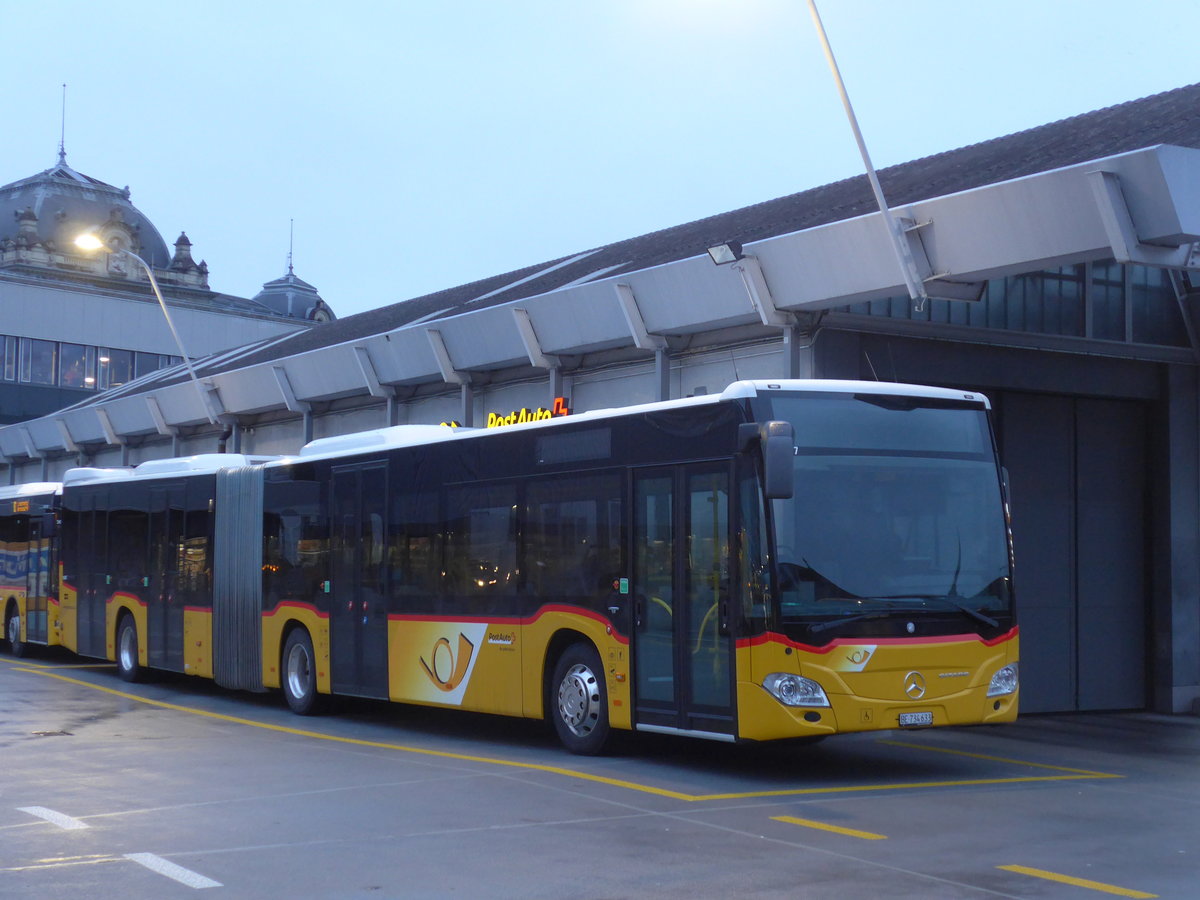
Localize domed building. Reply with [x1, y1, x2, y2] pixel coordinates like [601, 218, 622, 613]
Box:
[253, 265, 335, 322]
[0, 151, 325, 430]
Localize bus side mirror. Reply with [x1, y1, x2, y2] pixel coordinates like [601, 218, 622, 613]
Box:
[740, 420, 795, 500]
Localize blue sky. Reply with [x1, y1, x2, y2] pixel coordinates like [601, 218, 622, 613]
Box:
[5, 0, 1200, 318]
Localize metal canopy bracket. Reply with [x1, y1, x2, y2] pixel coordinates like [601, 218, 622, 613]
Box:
[1088, 169, 1197, 269]
[203, 382, 227, 423]
[19, 426, 40, 459]
[146, 396, 177, 437]
[614, 283, 667, 351]
[272, 365, 311, 413]
[95, 408, 124, 446]
[353, 346, 395, 399]
[426, 328, 468, 385]
[730, 255, 792, 327]
[55, 419, 79, 454]
[512, 307, 560, 369]
[898, 218, 985, 302]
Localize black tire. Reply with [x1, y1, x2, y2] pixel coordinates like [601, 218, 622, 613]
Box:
[6, 604, 28, 658]
[281, 628, 324, 715]
[550, 643, 611, 755]
[115, 615, 143, 682]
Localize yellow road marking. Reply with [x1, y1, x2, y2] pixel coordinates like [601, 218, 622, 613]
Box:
[2, 855, 121, 873]
[18, 668, 697, 801]
[881, 738, 1115, 777]
[694, 773, 1114, 801]
[11, 666, 1123, 802]
[998, 864, 1157, 898]
[772, 815, 886, 840]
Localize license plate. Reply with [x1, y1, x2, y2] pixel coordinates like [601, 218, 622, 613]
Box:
[899, 711, 934, 727]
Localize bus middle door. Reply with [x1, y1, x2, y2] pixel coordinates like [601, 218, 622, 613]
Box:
[329, 463, 390, 699]
[23, 514, 52, 644]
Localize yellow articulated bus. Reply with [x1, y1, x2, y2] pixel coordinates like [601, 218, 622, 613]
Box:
[0, 482, 60, 657]
[2, 380, 1017, 753]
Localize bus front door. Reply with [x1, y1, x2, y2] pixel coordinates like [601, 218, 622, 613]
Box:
[633, 466, 735, 738]
[329, 463, 390, 699]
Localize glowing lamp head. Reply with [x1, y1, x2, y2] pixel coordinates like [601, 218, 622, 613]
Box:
[74, 233, 107, 252]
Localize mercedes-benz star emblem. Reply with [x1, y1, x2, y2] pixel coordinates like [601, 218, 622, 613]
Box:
[904, 671, 927, 699]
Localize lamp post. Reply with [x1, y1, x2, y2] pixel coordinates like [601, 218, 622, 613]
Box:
[805, 0, 930, 311]
[74, 233, 216, 424]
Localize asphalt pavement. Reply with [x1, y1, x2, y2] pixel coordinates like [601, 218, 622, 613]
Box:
[1, 649, 1196, 899]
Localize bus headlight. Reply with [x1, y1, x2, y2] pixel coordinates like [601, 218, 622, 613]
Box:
[763, 673, 830, 707]
[987, 663, 1019, 697]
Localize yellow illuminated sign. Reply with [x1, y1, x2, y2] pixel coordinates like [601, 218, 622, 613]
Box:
[12, 500, 29, 513]
[487, 397, 571, 429]
[441, 397, 572, 429]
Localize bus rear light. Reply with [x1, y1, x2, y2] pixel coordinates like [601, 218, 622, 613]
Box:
[763, 673, 830, 708]
[987, 663, 1019, 697]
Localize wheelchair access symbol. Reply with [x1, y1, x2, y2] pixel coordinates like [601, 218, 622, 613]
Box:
[419, 632, 476, 692]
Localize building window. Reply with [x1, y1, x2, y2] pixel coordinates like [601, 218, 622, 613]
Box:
[19, 338, 57, 385]
[1, 336, 15, 382]
[135, 351, 177, 379]
[98, 348, 134, 390]
[1090, 261, 1127, 341]
[839, 259, 1187, 350]
[1131, 265, 1188, 347]
[59, 343, 96, 390]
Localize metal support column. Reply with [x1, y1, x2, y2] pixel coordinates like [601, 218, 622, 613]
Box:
[655, 348, 671, 402]
[460, 383, 475, 428]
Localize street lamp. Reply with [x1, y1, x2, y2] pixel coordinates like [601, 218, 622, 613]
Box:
[74, 232, 216, 424]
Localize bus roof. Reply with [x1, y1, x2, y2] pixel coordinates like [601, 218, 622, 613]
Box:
[274, 379, 991, 466]
[62, 453, 280, 487]
[44, 380, 993, 482]
[0, 481, 62, 500]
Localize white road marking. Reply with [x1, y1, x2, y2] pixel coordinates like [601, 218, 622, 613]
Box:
[16, 806, 89, 830]
[124, 853, 222, 889]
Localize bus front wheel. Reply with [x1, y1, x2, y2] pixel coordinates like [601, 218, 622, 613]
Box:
[115, 616, 143, 682]
[282, 629, 324, 715]
[5, 604, 28, 658]
[551, 643, 611, 755]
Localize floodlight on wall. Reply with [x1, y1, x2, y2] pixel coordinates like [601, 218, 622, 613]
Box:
[707, 241, 744, 265]
[74, 231, 216, 425]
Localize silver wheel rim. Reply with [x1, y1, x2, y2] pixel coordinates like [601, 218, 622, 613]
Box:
[119, 625, 136, 672]
[6, 613, 18, 644]
[286, 642, 312, 701]
[557, 662, 600, 738]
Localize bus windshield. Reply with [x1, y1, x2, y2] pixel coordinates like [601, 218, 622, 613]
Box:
[761, 393, 1012, 634]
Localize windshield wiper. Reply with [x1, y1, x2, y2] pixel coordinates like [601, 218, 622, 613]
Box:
[875, 594, 999, 628]
[923, 595, 999, 628]
[808, 611, 893, 634]
[895, 535, 999, 629]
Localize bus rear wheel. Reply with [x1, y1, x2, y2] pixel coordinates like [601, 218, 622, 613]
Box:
[282, 628, 324, 715]
[5, 604, 28, 658]
[115, 616, 144, 682]
[551, 643, 611, 755]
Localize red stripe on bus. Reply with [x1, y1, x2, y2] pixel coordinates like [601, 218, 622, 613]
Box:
[388, 604, 631, 645]
[737, 625, 1018, 652]
[263, 599, 329, 619]
[106, 592, 147, 607]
